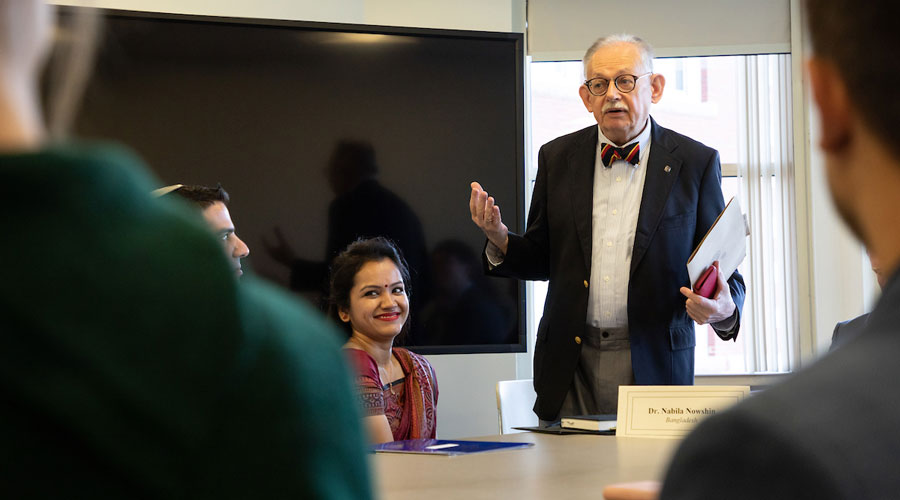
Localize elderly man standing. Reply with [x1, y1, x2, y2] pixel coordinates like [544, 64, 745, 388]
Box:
[469, 35, 745, 422]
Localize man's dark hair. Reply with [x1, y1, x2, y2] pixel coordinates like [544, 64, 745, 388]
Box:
[327, 237, 412, 337]
[805, 0, 900, 156]
[172, 184, 230, 209]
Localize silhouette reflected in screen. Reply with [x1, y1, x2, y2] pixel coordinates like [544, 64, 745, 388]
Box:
[421, 240, 516, 346]
[264, 140, 429, 344]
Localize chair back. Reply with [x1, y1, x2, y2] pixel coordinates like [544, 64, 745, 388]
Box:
[496, 379, 538, 434]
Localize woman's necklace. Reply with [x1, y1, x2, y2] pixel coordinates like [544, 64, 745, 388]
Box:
[379, 352, 398, 395]
[383, 359, 396, 395]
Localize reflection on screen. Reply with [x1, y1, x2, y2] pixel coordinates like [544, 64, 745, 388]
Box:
[68, 12, 525, 353]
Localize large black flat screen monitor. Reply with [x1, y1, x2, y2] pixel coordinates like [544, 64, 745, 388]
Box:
[64, 9, 526, 354]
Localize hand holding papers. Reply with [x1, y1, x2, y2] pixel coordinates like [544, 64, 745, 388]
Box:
[680, 197, 747, 324]
[686, 197, 748, 291]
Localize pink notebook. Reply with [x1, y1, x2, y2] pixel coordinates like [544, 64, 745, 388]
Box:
[693, 261, 718, 299]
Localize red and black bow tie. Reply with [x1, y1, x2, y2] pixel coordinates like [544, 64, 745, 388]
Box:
[600, 142, 640, 168]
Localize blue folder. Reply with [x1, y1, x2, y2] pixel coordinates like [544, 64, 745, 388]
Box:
[372, 438, 534, 456]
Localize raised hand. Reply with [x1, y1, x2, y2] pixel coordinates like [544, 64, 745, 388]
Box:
[469, 181, 509, 254]
[261, 226, 298, 267]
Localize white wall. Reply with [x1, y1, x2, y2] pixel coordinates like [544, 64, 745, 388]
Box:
[53, 0, 528, 439]
[424, 353, 519, 437]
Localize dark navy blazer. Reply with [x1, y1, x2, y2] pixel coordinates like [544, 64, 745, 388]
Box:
[831, 313, 870, 351]
[488, 118, 746, 420]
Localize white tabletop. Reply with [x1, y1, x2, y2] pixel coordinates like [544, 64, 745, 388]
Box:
[372, 432, 680, 500]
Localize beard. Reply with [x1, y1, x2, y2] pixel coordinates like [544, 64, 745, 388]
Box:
[833, 196, 866, 243]
[827, 164, 867, 245]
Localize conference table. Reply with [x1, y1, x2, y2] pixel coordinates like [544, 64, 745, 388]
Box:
[372, 431, 681, 499]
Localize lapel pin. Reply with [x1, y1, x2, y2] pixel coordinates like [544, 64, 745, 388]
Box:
[664, 165, 671, 173]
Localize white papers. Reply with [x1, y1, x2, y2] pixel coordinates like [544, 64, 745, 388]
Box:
[686, 197, 748, 286]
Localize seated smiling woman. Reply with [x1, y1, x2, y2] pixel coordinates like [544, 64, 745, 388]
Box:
[329, 237, 438, 443]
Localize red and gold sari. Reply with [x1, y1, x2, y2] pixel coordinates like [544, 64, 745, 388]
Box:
[345, 347, 438, 440]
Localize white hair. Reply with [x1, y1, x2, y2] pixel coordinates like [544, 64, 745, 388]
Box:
[582, 34, 654, 80]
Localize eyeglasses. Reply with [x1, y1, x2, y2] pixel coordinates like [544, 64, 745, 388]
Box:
[583, 73, 652, 96]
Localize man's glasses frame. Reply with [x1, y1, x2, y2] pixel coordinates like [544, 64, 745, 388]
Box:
[583, 73, 652, 96]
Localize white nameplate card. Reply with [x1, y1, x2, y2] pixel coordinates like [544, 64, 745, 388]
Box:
[616, 385, 750, 439]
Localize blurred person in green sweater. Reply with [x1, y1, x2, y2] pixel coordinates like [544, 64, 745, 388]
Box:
[0, 2, 371, 498]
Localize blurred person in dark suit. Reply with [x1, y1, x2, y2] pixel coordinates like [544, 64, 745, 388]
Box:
[830, 250, 887, 350]
[657, 0, 900, 498]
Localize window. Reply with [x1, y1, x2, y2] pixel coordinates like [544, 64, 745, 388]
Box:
[528, 55, 796, 375]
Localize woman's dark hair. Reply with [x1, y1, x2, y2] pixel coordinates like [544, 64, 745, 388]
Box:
[328, 237, 412, 337]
